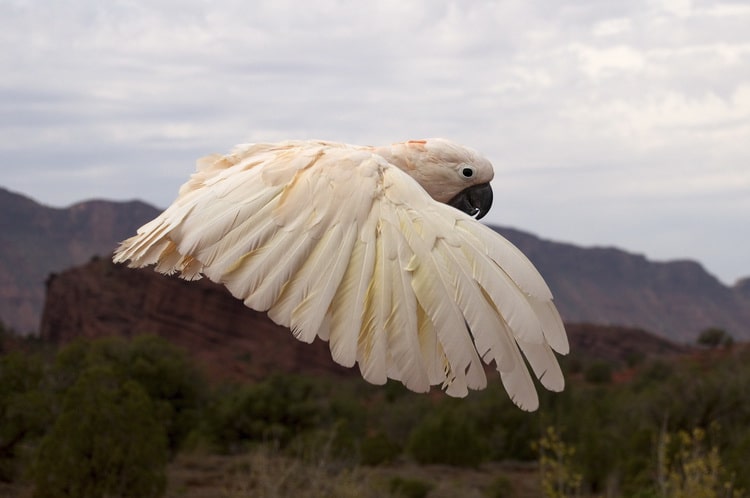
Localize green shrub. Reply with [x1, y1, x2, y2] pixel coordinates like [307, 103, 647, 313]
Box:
[484, 475, 514, 498]
[388, 476, 433, 498]
[50, 335, 206, 452]
[583, 361, 613, 384]
[32, 365, 168, 498]
[408, 406, 488, 467]
[696, 327, 734, 348]
[0, 352, 51, 481]
[360, 432, 401, 465]
[460, 382, 541, 461]
[203, 374, 325, 452]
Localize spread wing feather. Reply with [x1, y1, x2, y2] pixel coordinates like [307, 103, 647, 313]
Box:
[381, 207, 429, 392]
[328, 228, 376, 368]
[357, 207, 390, 385]
[113, 141, 566, 408]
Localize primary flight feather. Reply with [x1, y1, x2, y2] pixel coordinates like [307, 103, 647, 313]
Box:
[113, 139, 568, 410]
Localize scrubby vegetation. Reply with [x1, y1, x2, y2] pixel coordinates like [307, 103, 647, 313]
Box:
[1, 331, 750, 497]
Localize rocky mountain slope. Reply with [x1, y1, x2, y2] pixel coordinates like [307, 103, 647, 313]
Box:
[0, 187, 159, 333]
[2, 186, 749, 341]
[40, 258, 353, 381]
[40, 258, 687, 381]
[497, 227, 750, 342]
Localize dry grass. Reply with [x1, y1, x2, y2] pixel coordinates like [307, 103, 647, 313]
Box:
[165, 447, 541, 498]
[2, 446, 541, 498]
[167, 448, 383, 498]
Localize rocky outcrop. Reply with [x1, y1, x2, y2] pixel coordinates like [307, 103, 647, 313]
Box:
[40, 258, 352, 381]
[561, 323, 687, 366]
[3, 186, 749, 342]
[39, 258, 687, 382]
[0, 187, 160, 333]
[497, 227, 750, 342]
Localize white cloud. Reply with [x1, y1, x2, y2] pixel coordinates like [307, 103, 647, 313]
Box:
[571, 43, 647, 78]
[659, 0, 694, 18]
[592, 17, 633, 37]
[0, 0, 749, 284]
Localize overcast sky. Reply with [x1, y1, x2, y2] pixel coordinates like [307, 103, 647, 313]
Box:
[1, 0, 748, 284]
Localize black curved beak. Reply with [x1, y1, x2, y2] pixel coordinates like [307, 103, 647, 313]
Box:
[448, 182, 493, 220]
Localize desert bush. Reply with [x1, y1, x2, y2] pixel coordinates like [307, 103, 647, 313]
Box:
[584, 360, 613, 384]
[202, 374, 326, 452]
[49, 335, 206, 452]
[534, 426, 583, 498]
[657, 425, 745, 498]
[696, 328, 734, 349]
[0, 352, 51, 481]
[388, 476, 433, 498]
[32, 364, 168, 498]
[484, 475, 514, 498]
[360, 432, 401, 465]
[463, 382, 543, 461]
[408, 404, 488, 467]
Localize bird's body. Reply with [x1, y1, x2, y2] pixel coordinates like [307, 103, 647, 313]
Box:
[114, 139, 568, 410]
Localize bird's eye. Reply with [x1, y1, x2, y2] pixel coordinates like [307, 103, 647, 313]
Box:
[461, 167, 475, 178]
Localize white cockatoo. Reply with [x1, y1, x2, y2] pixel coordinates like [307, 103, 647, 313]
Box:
[113, 139, 568, 410]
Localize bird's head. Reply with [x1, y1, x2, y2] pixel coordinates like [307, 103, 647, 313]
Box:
[374, 139, 495, 219]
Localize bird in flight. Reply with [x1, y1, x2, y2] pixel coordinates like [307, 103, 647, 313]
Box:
[113, 139, 568, 410]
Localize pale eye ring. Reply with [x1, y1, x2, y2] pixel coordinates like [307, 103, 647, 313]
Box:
[460, 166, 475, 178]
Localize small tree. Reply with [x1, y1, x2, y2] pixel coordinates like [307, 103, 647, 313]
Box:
[50, 335, 206, 453]
[657, 426, 744, 498]
[0, 352, 50, 481]
[534, 426, 583, 498]
[32, 365, 168, 498]
[407, 406, 488, 467]
[203, 374, 324, 452]
[583, 361, 613, 384]
[697, 328, 734, 349]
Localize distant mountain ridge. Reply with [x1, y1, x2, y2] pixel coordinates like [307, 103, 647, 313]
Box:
[40, 258, 688, 382]
[1, 186, 749, 341]
[495, 227, 750, 342]
[0, 187, 160, 333]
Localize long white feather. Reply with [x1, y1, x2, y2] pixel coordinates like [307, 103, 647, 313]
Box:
[398, 211, 486, 391]
[516, 339, 565, 392]
[381, 208, 429, 392]
[113, 139, 569, 409]
[289, 223, 357, 341]
[327, 241, 372, 367]
[356, 215, 389, 385]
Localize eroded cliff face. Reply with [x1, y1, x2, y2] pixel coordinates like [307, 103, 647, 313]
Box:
[498, 227, 750, 342]
[0, 187, 161, 333]
[40, 258, 688, 383]
[40, 258, 352, 381]
[5, 187, 749, 342]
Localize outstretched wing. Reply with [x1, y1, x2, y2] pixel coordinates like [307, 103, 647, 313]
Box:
[113, 141, 568, 410]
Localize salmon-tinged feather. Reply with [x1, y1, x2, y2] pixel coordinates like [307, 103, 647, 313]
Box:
[113, 139, 568, 408]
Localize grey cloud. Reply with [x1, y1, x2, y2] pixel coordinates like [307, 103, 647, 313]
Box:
[1, 0, 748, 283]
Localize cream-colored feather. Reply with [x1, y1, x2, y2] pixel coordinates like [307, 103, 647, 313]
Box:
[287, 224, 357, 343]
[356, 210, 390, 385]
[328, 232, 376, 368]
[113, 139, 568, 409]
[381, 206, 429, 392]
